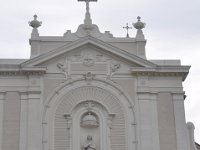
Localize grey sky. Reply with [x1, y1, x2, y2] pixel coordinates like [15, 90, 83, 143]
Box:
[0, 0, 199, 143]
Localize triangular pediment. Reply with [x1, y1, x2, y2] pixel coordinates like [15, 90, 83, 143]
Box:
[21, 36, 156, 68]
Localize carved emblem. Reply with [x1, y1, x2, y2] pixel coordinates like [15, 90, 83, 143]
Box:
[83, 51, 95, 67]
[69, 50, 107, 63]
[111, 63, 120, 75]
[107, 62, 121, 80]
[57, 61, 70, 80]
[84, 101, 95, 111]
[84, 72, 95, 81]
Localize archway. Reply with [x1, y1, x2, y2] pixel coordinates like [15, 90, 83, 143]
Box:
[42, 79, 136, 150]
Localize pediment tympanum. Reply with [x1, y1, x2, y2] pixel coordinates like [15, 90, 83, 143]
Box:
[21, 36, 156, 78]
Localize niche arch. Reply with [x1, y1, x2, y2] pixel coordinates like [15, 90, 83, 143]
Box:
[70, 100, 113, 150]
[42, 79, 136, 150]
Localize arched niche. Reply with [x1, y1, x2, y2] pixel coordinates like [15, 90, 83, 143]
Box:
[66, 100, 114, 150]
[43, 79, 136, 150]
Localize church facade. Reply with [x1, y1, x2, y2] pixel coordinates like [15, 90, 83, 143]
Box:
[0, 1, 197, 150]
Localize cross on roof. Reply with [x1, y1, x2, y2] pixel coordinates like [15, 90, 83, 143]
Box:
[123, 23, 132, 38]
[78, 0, 97, 25]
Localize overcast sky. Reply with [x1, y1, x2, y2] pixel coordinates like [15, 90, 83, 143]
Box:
[0, 0, 199, 143]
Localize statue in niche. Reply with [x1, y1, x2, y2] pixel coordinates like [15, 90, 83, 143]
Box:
[84, 135, 96, 150]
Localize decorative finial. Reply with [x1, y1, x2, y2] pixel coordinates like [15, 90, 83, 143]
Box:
[78, 0, 97, 25]
[137, 16, 141, 21]
[123, 23, 132, 38]
[29, 14, 42, 38]
[29, 14, 42, 29]
[133, 16, 146, 40]
[133, 16, 145, 30]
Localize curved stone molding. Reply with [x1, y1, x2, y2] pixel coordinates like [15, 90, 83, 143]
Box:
[42, 79, 136, 150]
[43, 78, 134, 109]
[54, 86, 125, 150]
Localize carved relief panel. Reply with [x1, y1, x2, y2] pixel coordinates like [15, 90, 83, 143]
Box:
[56, 47, 122, 80]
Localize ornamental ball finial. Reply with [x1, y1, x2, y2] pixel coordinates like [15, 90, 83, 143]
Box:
[137, 16, 141, 21]
[29, 14, 42, 29]
[133, 16, 146, 30]
[33, 14, 37, 20]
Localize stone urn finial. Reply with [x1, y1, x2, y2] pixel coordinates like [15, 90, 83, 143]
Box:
[29, 14, 42, 29]
[133, 16, 145, 30]
[133, 16, 146, 40]
[29, 14, 42, 38]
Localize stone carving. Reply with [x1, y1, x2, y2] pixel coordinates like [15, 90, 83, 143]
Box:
[84, 135, 96, 150]
[82, 51, 95, 67]
[84, 101, 95, 111]
[107, 62, 121, 81]
[69, 50, 107, 63]
[29, 15, 42, 38]
[81, 112, 99, 128]
[84, 72, 95, 81]
[111, 63, 120, 75]
[57, 62, 69, 80]
[133, 16, 146, 40]
[63, 50, 122, 79]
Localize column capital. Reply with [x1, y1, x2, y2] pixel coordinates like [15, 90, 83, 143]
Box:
[172, 92, 185, 101]
[137, 91, 158, 101]
[19, 91, 29, 101]
[0, 91, 6, 100]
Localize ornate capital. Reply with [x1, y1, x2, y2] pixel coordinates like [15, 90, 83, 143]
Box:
[64, 114, 72, 129]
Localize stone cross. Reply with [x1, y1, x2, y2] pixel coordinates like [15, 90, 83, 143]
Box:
[78, 0, 97, 25]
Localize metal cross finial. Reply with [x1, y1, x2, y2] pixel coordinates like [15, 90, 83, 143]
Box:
[123, 23, 132, 38]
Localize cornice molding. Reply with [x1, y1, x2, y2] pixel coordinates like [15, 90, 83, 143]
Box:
[131, 66, 190, 81]
[0, 91, 6, 100]
[22, 36, 156, 68]
[0, 66, 46, 76]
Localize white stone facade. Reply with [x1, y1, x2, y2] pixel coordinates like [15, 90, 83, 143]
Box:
[0, 1, 197, 150]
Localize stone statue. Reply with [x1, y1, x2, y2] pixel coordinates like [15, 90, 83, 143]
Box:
[84, 135, 96, 150]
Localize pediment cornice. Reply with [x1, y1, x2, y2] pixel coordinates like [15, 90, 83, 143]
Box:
[0, 65, 46, 76]
[131, 65, 190, 81]
[21, 36, 156, 68]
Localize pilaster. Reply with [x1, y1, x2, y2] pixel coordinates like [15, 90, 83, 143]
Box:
[0, 91, 6, 150]
[27, 75, 42, 150]
[19, 91, 28, 150]
[30, 40, 41, 58]
[137, 76, 160, 150]
[27, 90, 42, 150]
[173, 93, 190, 150]
[137, 91, 160, 150]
